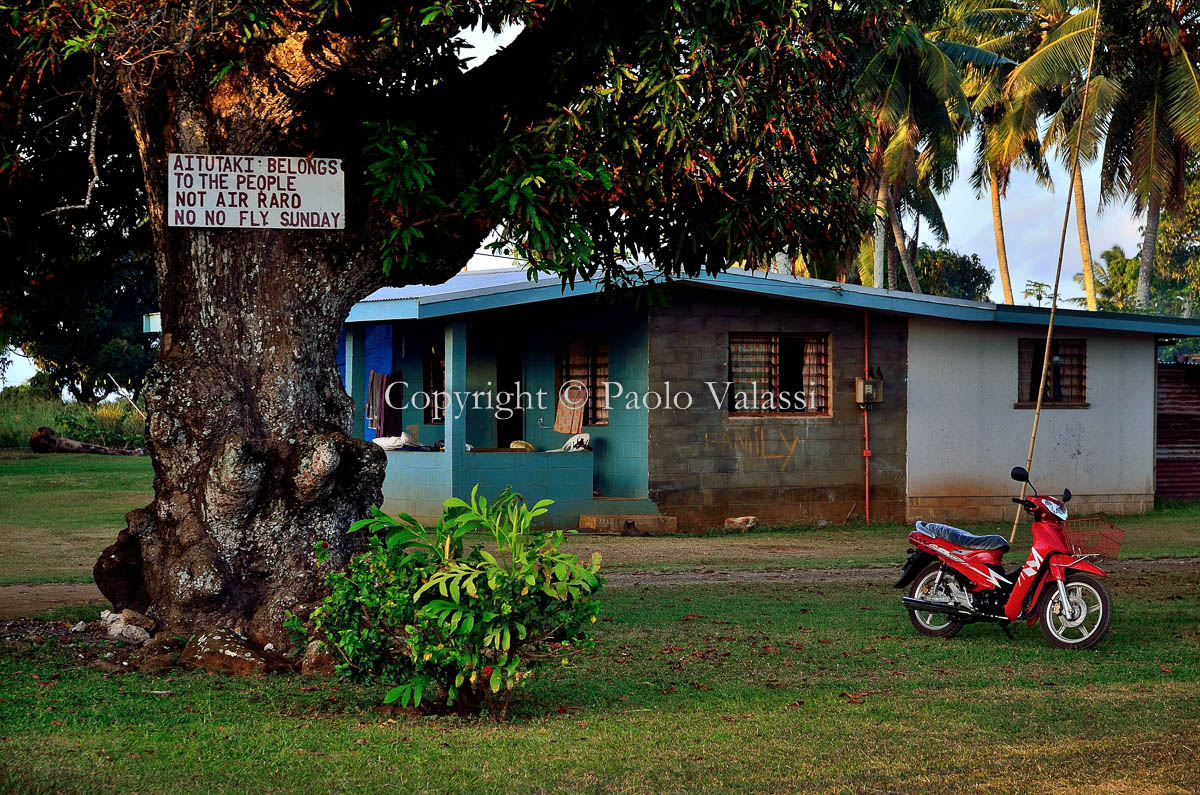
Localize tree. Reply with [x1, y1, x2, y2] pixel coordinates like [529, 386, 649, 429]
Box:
[1154, 156, 1200, 310]
[856, 5, 1007, 293]
[953, 0, 1090, 307]
[0, 32, 157, 402]
[901, 243, 994, 299]
[997, 3, 1116, 312]
[3, 2, 883, 646]
[6, 254, 157, 403]
[1096, 2, 1200, 307]
[1069, 244, 1139, 311]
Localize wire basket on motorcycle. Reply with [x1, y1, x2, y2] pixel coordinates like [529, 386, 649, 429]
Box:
[1063, 518, 1124, 560]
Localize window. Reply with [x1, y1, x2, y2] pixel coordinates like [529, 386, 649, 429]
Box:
[1017, 338, 1087, 406]
[424, 338, 445, 424]
[729, 333, 830, 415]
[557, 335, 609, 426]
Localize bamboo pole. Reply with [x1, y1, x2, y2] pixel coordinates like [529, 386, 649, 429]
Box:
[1010, 0, 1102, 544]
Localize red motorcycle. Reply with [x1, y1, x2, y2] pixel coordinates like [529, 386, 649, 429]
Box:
[895, 466, 1112, 649]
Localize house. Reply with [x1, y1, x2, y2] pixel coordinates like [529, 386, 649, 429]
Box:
[338, 269, 1200, 531]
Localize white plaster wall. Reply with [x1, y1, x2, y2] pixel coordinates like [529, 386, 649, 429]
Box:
[906, 317, 1155, 499]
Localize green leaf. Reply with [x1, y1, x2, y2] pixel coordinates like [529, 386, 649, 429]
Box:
[412, 679, 425, 707]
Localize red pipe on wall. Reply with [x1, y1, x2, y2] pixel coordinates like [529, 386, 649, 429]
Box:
[862, 309, 871, 524]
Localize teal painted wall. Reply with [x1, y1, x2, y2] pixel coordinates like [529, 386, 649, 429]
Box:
[346, 296, 653, 525]
[518, 300, 650, 498]
[380, 450, 451, 521]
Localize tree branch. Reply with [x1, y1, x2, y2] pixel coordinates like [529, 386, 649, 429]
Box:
[43, 87, 101, 216]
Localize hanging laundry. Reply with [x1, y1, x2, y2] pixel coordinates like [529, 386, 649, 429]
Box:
[553, 381, 586, 435]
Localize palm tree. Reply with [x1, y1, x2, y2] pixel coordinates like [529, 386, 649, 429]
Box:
[1069, 244, 1139, 309]
[980, 2, 1117, 311]
[1094, 2, 1200, 308]
[951, 0, 1060, 305]
[856, 12, 1007, 293]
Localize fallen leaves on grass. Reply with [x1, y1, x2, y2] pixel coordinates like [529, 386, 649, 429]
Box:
[839, 690, 882, 704]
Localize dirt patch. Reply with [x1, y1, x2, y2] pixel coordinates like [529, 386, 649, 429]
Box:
[2, 558, 1195, 616]
[0, 582, 105, 618]
[604, 556, 1200, 588]
[746, 544, 812, 553]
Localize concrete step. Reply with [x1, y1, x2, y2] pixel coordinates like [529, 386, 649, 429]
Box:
[578, 514, 677, 535]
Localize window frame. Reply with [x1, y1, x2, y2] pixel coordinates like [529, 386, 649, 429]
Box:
[727, 332, 833, 418]
[1014, 337, 1089, 409]
[556, 334, 610, 426]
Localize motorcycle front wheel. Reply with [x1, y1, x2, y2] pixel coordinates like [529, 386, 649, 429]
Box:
[907, 564, 964, 638]
[1038, 572, 1112, 650]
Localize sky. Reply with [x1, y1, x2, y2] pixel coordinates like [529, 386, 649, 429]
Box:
[938, 134, 1144, 306]
[1, 24, 1147, 388]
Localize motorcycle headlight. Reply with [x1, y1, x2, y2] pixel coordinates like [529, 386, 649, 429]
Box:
[1045, 500, 1068, 520]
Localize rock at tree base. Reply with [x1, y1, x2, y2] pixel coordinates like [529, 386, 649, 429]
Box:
[301, 640, 336, 676]
[120, 608, 156, 631]
[177, 628, 295, 675]
[100, 609, 151, 645]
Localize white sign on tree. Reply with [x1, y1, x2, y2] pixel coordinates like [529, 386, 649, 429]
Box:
[167, 153, 345, 229]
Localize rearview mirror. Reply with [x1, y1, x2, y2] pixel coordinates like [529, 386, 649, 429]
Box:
[1062, 488, 1072, 503]
[1010, 466, 1029, 483]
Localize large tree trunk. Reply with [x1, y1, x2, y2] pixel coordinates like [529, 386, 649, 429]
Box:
[1072, 169, 1098, 311]
[1137, 189, 1161, 309]
[872, 179, 888, 288]
[988, 170, 1014, 305]
[93, 50, 399, 649]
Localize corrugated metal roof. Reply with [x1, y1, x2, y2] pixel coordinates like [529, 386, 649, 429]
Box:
[346, 267, 1200, 337]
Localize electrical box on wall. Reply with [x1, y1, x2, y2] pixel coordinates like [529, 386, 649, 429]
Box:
[856, 377, 883, 404]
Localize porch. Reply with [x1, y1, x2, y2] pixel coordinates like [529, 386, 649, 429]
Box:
[342, 300, 658, 528]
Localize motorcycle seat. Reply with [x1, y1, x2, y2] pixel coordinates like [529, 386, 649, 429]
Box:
[915, 521, 1010, 552]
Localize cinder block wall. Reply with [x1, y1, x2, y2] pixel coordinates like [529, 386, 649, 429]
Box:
[647, 287, 908, 531]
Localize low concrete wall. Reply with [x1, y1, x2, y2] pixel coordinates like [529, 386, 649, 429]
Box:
[460, 451, 595, 527]
[379, 450, 597, 528]
[380, 451, 452, 522]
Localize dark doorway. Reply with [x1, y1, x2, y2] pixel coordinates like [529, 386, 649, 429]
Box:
[496, 348, 525, 447]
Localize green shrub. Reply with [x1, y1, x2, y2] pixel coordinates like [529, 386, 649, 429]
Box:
[0, 392, 145, 449]
[304, 487, 603, 720]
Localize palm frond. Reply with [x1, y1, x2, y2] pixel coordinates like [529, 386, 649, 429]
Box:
[906, 181, 950, 246]
[934, 40, 1015, 69]
[1044, 75, 1120, 164]
[1163, 49, 1200, 150]
[1006, 8, 1096, 93]
[1128, 67, 1177, 211]
[921, 40, 970, 117]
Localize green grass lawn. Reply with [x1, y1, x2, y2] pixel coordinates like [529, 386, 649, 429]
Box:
[2, 454, 1199, 790]
[0, 452, 153, 585]
[2, 571, 1197, 792]
[2, 449, 1198, 588]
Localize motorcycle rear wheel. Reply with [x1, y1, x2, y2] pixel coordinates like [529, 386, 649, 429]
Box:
[907, 564, 964, 638]
[1038, 572, 1112, 650]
